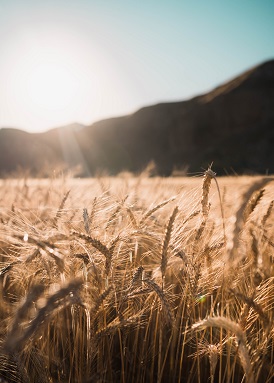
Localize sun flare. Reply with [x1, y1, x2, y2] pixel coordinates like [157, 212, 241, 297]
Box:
[1, 25, 131, 131]
[4, 28, 102, 129]
[25, 59, 79, 111]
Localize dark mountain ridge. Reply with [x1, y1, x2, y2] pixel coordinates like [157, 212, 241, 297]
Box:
[1, 59, 274, 176]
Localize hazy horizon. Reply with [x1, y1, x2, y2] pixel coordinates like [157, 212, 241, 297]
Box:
[0, 0, 274, 133]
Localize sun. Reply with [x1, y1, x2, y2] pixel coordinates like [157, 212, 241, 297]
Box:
[26, 58, 79, 112]
[2, 25, 120, 132]
[0, 22, 139, 132]
[5, 28, 101, 130]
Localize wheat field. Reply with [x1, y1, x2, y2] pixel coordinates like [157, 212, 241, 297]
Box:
[0, 170, 273, 383]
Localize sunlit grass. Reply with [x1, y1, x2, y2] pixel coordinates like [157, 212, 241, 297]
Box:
[0, 172, 273, 382]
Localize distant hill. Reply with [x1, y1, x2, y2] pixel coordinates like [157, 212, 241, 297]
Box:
[1, 59, 274, 176]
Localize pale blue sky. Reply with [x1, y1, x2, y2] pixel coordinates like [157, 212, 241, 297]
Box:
[0, 0, 273, 132]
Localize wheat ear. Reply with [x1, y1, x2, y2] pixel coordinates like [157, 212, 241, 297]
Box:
[261, 200, 273, 226]
[5, 279, 83, 353]
[53, 190, 70, 227]
[161, 206, 178, 280]
[71, 231, 112, 275]
[83, 208, 90, 234]
[192, 316, 254, 383]
[126, 206, 138, 228]
[105, 195, 128, 230]
[129, 265, 144, 290]
[140, 197, 176, 225]
[231, 177, 274, 259]
[15, 235, 64, 272]
[229, 289, 270, 333]
[243, 189, 265, 222]
[201, 165, 215, 219]
[7, 284, 45, 344]
[202, 165, 227, 244]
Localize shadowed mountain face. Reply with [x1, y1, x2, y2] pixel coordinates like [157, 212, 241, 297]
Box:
[1, 59, 274, 176]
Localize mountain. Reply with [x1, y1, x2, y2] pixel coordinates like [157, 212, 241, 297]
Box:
[1, 59, 274, 176]
[0, 123, 87, 176]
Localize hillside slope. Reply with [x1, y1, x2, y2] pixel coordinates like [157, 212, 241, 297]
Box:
[1, 59, 274, 176]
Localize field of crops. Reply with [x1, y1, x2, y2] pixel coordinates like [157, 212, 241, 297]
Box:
[0, 170, 273, 382]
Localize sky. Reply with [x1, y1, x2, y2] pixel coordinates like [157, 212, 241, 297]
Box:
[0, 0, 273, 133]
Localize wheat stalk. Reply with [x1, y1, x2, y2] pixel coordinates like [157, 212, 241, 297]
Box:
[144, 278, 175, 326]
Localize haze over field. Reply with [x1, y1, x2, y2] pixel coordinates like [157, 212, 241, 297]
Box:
[1, 59, 274, 176]
[0, 0, 274, 133]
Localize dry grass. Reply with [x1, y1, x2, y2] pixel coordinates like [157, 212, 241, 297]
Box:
[0, 171, 273, 382]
